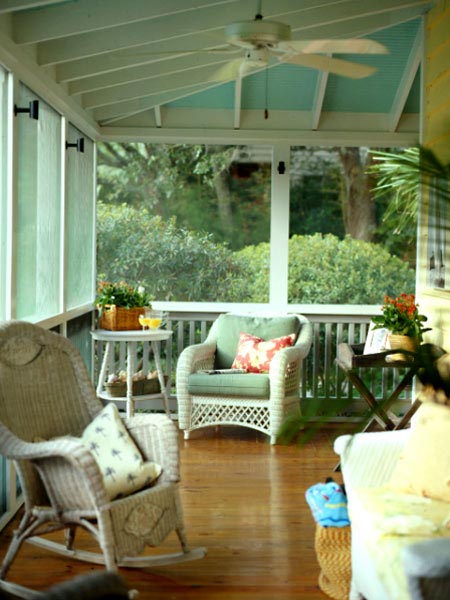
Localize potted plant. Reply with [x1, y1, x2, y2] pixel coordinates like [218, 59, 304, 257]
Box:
[96, 281, 152, 331]
[371, 293, 431, 354]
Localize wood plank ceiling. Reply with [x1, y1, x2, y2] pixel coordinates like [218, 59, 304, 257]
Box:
[0, 0, 434, 143]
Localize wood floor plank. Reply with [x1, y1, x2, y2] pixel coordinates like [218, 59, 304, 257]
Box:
[0, 424, 355, 599]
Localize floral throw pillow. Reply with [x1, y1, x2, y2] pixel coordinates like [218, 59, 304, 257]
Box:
[231, 332, 296, 373]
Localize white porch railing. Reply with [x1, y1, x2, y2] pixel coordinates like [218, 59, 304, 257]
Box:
[92, 304, 414, 421]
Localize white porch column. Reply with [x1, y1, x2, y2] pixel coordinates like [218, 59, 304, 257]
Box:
[270, 143, 290, 307]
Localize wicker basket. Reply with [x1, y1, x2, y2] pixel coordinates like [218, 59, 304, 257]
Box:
[105, 380, 144, 397]
[105, 376, 167, 397]
[314, 525, 351, 600]
[142, 375, 168, 395]
[98, 305, 145, 331]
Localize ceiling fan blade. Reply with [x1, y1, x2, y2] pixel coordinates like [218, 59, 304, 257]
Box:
[209, 58, 246, 81]
[278, 39, 388, 55]
[279, 53, 377, 79]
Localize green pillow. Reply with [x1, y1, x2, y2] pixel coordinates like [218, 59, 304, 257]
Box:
[214, 314, 299, 368]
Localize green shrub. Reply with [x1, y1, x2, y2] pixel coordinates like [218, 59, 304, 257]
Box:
[236, 234, 415, 304]
[97, 202, 249, 302]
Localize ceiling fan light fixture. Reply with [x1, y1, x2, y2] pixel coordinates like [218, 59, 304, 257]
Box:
[225, 20, 291, 47]
[243, 47, 269, 68]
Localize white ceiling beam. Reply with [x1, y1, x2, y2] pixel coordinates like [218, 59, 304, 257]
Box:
[93, 83, 215, 122]
[82, 64, 226, 109]
[233, 76, 242, 129]
[35, 0, 429, 66]
[35, 0, 305, 66]
[99, 124, 419, 147]
[0, 28, 99, 139]
[0, 0, 61, 14]
[388, 25, 422, 132]
[30, 0, 353, 45]
[12, 0, 240, 44]
[54, 9, 430, 86]
[68, 53, 230, 96]
[290, 6, 427, 39]
[153, 104, 162, 127]
[290, 0, 430, 39]
[53, 4, 430, 82]
[311, 67, 329, 130]
[154, 105, 162, 128]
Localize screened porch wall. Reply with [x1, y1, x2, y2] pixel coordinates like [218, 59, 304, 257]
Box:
[0, 65, 97, 529]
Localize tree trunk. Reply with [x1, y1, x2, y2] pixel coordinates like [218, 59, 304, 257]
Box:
[213, 169, 234, 235]
[338, 148, 376, 241]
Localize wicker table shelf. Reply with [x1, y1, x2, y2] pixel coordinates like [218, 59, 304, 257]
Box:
[91, 328, 173, 418]
[336, 342, 421, 432]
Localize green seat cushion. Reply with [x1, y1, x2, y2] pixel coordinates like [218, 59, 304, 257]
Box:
[214, 314, 299, 368]
[188, 372, 270, 398]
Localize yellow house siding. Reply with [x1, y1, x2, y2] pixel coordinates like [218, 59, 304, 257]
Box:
[418, 0, 450, 349]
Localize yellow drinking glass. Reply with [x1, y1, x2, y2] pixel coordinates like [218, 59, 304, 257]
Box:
[147, 310, 163, 329]
[139, 309, 153, 330]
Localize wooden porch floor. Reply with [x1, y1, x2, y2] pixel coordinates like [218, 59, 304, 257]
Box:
[0, 424, 355, 599]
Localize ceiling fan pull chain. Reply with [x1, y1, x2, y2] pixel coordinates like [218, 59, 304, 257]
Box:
[264, 66, 269, 119]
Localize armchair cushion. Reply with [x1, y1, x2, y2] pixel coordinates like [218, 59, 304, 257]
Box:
[231, 332, 295, 373]
[188, 372, 270, 397]
[388, 402, 450, 502]
[214, 314, 299, 368]
[82, 403, 161, 500]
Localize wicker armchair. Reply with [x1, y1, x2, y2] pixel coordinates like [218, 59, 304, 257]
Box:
[0, 321, 205, 599]
[177, 313, 312, 444]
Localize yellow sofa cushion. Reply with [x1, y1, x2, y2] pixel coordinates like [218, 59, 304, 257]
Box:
[388, 402, 450, 502]
[349, 487, 450, 600]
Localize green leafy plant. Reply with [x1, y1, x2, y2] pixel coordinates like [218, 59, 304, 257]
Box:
[369, 145, 450, 232]
[371, 293, 430, 341]
[96, 281, 152, 312]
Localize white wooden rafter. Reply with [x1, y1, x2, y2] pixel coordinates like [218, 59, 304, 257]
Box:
[68, 53, 230, 96]
[51, 4, 429, 85]
[32, 0, 429, 67]
[0, 0, 60, 14]
[154, 105, 162, 128]
[12, 0, 240, 44]
[311, 66, 329, 130]
[388, 25, 423, 132]
[233, 76, 242, 129]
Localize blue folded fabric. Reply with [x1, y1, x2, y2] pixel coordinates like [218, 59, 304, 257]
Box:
[305, 480, 350, 527]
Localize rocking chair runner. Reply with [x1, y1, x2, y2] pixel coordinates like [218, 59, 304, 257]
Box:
[0, 321, 205, 598]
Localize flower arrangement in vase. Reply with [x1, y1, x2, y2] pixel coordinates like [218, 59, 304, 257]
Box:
[96, 281, 152, 331]
[371, 293, 431, 353]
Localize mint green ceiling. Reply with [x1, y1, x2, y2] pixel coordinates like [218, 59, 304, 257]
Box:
[0, 1, 433, 141]
[169, 19, 422, 114]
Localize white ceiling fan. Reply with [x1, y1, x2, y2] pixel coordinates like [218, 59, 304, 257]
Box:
[210, 0, 389, 82]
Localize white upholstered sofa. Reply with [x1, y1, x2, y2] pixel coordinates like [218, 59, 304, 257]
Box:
[334, 424, 450, 600]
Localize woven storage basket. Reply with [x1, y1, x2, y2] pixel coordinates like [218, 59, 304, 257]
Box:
[314, 525, 351, 600]
[98, 305, 145, 331]
[142, 375, 168, 395]
[105, 380, 144, 397]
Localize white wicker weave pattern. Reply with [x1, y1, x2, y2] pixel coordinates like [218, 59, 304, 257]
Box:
[0, 320, 205, 598]
[176, 313, 312, 444]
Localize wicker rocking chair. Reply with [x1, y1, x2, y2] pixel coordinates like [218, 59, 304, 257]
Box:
[0, 321, 205, 599]
[177, 313, 312, 444]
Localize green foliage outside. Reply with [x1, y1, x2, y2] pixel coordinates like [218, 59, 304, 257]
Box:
[236, 234, 415, 304]
[97, 200, 415, 303]
[96, 202, 252, 302]
[97, 142, 270, 250]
